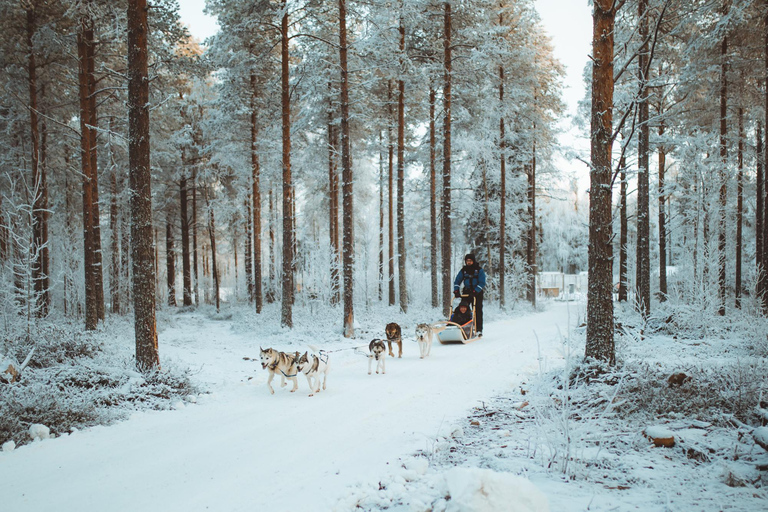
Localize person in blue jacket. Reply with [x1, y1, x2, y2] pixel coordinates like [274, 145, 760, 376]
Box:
[453, 253, 486, 336]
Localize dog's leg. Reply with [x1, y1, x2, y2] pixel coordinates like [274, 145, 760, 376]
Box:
[267, 371, 276, 394]
[387, 340, 394, 358]
[280, 373, 288, 388]
[290, 376, 298, 393]
[381, 356, 386, 374]
[305, 374, 314, 396]
[398, 339, 402, 358]
[418, 340, 424, 359]
[368, 356, 373, 375]
[322, 366, 328, 390]
[426, 336, 432, 357]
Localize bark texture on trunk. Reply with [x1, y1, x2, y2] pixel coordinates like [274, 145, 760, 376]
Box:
[658, 122, 667, 300]
[328, 84, 341, 305]
[166, 215, 176, 307]
[619, 155, 628, 302]
[280, 4, 294, 327]
[526, 142, 536, 307]
[128, 0, 159, 371]
[586, 0, 615, 365]
[244, 196, 253, 303]
[441, 1, 453, 318]
[250, 74, 263, 313]
[735, 106, 743, 308]
[388, 82, 395, 306]
[396, 9, 407, 313]
[429, 87, 439, 308]
[635, 0, 650, 318]
[718, 33, 728, 316]
[498, 65, 506, 309]
[339, 0, 355, 337]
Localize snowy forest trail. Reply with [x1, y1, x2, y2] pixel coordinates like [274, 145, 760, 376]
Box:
[1, 302, 578, 512]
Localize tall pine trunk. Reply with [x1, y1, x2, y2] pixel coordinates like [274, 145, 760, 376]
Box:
[441, 0, 453, 318]
[429, 87, 439, 308]
[635, 0, 650, 318]
[192, 168, 199, 305]
[718, 33, 728, 316]
[339, 0, 355, 337]
[527, 144, 537, 307]
[762, 3, 768, 314]
[586, 0, 615, 364]
[251, 79, 263, 314]
[110, 167, 120, 313]
[280, 3, 294, 327]
[757, 121, 765, 309]
[180, 173, 192, 306]
[379, 132, 385, 302]
[397, 8, 407, 313]
[166, 215, 176, 306]
[619, 154, 628, 302]
[244, 196, 254, 302]
[388, 82, 395, 306]
[498, 65, 506, 309]
[328, 84, 341, 305]
[658, 120, 667, 300]
[207, 198, 220, 312]
[736, 106, 744, 308]
[128, 0, 159, 371]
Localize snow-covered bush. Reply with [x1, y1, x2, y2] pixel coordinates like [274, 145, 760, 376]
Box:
[0, 320, 200, 449]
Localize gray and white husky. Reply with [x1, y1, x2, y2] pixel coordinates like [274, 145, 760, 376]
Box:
[259, 347, 299, 394]
[368, 339, 387, 375]
[415, 323, 434, 359]
[296, 345, 330, 397]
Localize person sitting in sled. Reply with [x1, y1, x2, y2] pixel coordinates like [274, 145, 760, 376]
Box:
[453, 253, 486, 337]
[450, 300, 473, 338]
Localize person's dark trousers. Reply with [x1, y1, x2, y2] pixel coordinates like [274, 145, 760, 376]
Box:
[463, 289, 483, 333]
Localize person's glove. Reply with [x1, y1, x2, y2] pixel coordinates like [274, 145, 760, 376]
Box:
[453, 290, 461, 298]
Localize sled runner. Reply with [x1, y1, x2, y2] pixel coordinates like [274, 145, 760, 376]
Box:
[433, 295, 480, 344]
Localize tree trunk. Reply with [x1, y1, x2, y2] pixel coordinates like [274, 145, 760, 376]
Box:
[180, 173, 192, 306]
[757, 121, 764, 302]
[735, 106, 743, 308]
[388, 81, 396, 306]
[250, 75, 263, 313]
[498, 65, 506, 310]
[758, 121, 766, 310]
[128, 0, 159, 371]
[166, 215, 176, 306]
[586, 0, 615, 365]
[635, 0, 650, 318]
[192, 168, 199, 305]
[110, 170, 120, 313]
[339, 0, 355, 337]
[328, 83, 341, 305]
[762, 4, 768, 314]
[78, 12, 100, 330]
[280, 3, 294, 327]
[619, 154, 628, 302]
[441, 0, 453, 318]
[658, 122, 667, 300]
[379, 132, 385, 302]
[268, 185, 276, 303]
[527, 145, 537, 307]
[28, 7, 45, 314]
[397, 8, 407, 313]
[244, 196, 254, 302]
[718, 33, 728, 316]
[207, 199, 220, 312]
[430, 87, 439, 308]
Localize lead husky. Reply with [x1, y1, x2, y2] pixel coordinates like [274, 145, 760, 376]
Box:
[368, 339, 387, 375]
[296, 345, 330, 397]
[259, 347, 299, 394]
[415, 323, 433, 359]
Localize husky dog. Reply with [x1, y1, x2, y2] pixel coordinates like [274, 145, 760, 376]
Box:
[368, 339, 387, 375]
[415, 323, 433, 359]
[259, 347, 299, 394]
[385, 322, 403, 358]
[296, 346, 330, 397]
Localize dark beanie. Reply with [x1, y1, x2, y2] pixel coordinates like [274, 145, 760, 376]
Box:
[464, 253, 476, 263]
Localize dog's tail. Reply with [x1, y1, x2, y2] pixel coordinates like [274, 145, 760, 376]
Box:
[308, 344, 319, 354]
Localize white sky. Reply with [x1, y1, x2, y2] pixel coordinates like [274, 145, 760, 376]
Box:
[178, 0, 219, 42]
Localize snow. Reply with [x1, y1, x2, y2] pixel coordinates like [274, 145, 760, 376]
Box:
[644, 425, 675, 440]
[0, 302, 573, 512]
[1, 301, 766, 512]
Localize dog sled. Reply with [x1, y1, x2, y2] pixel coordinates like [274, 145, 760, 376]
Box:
[433, 295, 480, 344]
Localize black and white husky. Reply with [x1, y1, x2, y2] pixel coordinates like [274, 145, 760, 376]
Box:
[296, 345, 330, 397]
[259, 347, 299, 394]
[368, 339, 387, 375]
[414, 323, 433, 359]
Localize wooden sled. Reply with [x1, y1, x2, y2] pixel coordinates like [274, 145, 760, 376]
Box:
[433, 295, 480, 344]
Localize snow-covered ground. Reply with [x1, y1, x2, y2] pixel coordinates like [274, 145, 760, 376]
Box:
[2, 300, 766, 512]
[0, 301, 575, 511]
